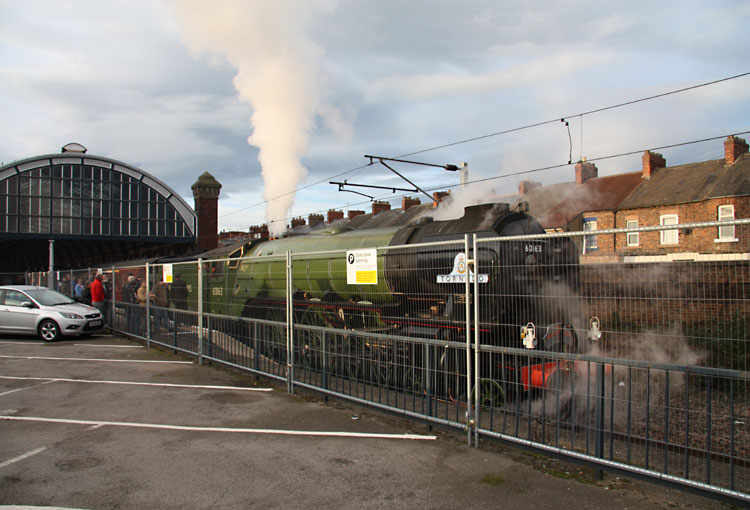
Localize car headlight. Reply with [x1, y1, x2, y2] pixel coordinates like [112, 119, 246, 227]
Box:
[60, 312, 83, 319]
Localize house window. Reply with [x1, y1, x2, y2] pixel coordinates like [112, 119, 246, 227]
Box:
[660, 214, 678, 245]
[583, 218, 597, 253]
[626, 220, 639, 247]
[717, 205, 736, 242]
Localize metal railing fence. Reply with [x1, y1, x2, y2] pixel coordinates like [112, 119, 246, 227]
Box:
[23, 220, 749, 503]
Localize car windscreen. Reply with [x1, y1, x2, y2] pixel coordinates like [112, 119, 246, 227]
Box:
[25, 288, 76, 306]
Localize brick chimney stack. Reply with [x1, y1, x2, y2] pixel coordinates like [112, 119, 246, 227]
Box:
[642, 151, 666, 179]
[327, 209, 344, 224]
[308, 213, 324, 226]
[575, 159, 598, 185]
[291, 217, 306, 228]
[401, 196, 421, 210]
[191, 172, 222, 251]
[432, 191, 450, 207]
[348, 210, 365, 220]
[372, 201, 391, 216]
[519, 180, 541, 194]
[725, 135, 749, 165]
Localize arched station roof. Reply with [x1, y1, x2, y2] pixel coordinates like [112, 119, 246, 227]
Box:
[0, 144, 197, 272]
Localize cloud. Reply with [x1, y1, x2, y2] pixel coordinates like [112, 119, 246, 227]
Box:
[364, 50, 611, 102]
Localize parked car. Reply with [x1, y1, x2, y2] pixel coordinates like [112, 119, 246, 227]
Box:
[0, 285, 104, 341]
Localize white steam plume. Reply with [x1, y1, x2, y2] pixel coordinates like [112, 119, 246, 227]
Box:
[167, 0, 328, 236]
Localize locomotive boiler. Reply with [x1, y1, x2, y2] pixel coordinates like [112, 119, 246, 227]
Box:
[220, 201, 580, 348]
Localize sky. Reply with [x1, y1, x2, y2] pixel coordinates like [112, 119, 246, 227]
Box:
[1, 0, 748, 235]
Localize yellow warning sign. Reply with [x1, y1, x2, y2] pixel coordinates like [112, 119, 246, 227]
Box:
[356, 270, 377, 284]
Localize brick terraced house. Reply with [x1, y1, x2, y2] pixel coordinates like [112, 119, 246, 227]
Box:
[580, 136, 750, 263]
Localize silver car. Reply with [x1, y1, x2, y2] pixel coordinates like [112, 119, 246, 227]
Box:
[0, 285, 104, 341]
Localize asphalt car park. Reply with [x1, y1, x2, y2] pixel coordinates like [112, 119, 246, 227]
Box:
[0, 333, 730, 509]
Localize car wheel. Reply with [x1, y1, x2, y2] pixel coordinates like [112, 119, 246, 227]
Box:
[39, 319, 61, 342]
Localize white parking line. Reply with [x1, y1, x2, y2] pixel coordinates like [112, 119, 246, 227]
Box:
[0, 446, 47, 468]
[0, 355, 192, 364]
[0, 376, 272, 392]
[0, 380, 56, 397]
[0, 341, 45, 346]
[0, 415, 437, 440]
[74, 344, 143, 348]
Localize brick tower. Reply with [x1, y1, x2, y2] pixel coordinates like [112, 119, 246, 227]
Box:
[191, 172, 222, 251]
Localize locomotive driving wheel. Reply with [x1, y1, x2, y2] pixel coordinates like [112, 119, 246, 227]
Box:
[296, 306, 325, 370]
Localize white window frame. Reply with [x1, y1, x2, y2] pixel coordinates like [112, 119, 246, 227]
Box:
[583, 218, 598, 253]
[660, 214, 678, 245]
[626, 220, 639, 247]
[716, 204, 737, 242]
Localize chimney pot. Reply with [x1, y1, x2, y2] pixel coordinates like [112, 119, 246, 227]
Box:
[327, 209, 344, 224]
[725, 135, 749, 165]
[372, 201, 391, 216]
[575, 160, 598, 185]
[401, 196, 421, 210]
[432, 191, 451, 207]
[642, 151, 666, 179]
[519, 180, 541, 194]
[308, 213, 324, 226]
[348, 210, 365, 220]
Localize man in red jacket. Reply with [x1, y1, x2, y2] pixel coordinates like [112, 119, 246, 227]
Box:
[91, 273, 106, 324]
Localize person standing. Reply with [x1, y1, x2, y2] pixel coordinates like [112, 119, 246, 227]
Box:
[170, 273, 189, 310]
[91, 274, 106, 324]
[101, 274, 112, 325]
[124, 274, 140, 334]
[60, 274, 72, 297]
[150, 280, 171, 332]
[74, 278, 84, 300]
[135, 279, 148, 335]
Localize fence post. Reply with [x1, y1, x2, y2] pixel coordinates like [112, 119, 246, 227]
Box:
[145, 264, 151, 348]
[110, 265, 116, 330]
[198, 258, 204, 365]
[472, 233, 480, 448]
[286, 251, 293, 394]
[464, 234, 473, 447]
[322, 331, 329, 393]
[595, 362, 606, 480]
[253, 321, 259, 373]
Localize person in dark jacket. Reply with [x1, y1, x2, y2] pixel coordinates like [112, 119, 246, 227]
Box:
[124, 274, 141, 334]
[170, 273, 189, 310]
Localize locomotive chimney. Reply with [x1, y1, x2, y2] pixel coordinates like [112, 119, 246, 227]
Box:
[327, 209, 344, 224]
[725, 135, 749, 165]
[372, 201, 391, 216]
[642, 151, 666, 179]
[191, 171, 222, 251]
[575, 159, 598, 185]
[401, 196, 421, 210]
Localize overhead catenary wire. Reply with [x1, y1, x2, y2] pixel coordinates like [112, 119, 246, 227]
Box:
[258, 130, 750, 228]
[219, 71, 750, 220]
[103, 128, 750, 260]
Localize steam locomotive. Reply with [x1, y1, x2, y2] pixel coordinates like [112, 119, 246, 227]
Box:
[113, 201, 584, 405]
